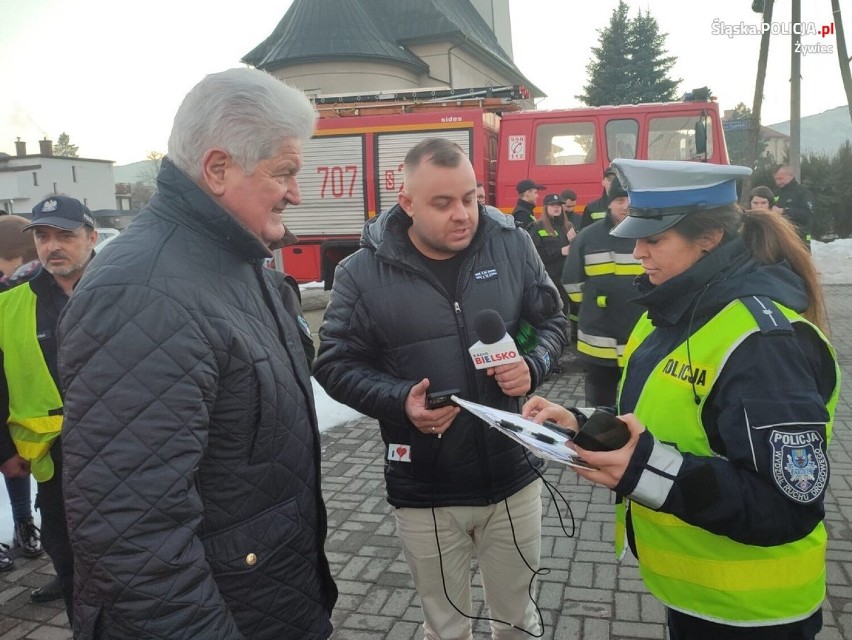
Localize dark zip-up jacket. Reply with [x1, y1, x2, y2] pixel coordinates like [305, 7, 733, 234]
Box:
[313, 205, 568, 507]
[528, 215, 571, 285]
[774, 179, 814, 242]
[511, 199, 536, 230]
[580, 189, 609, 230]
[58, 158, 336, 640]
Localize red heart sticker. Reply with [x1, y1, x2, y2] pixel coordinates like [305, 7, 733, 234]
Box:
[396, 446, 408, 458]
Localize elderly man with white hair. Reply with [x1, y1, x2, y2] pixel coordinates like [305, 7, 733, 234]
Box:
[58, 68, 337, 639]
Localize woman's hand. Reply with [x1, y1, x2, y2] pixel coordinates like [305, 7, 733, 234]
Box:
[570, 413, 645, 489]
[522, 396, 578, 432]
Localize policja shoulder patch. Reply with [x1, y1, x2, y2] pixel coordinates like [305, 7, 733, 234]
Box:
[770, 430, 829, 504]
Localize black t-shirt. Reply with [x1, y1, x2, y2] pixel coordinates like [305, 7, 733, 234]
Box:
[404, 224, 481, 297]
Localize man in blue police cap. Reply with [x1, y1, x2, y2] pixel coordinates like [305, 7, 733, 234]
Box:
[0, 195, 98, 620]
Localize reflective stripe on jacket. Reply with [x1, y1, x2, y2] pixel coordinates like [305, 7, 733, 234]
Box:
[0, 283, 63, 481]
[562, 218, 643, 366]
[617, 298, 839, 625]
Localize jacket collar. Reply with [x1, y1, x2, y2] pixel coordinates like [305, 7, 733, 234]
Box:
[149, 157, 272, 262]
[515, 199, 535, 212]
[363, 204, 499, 269]
[633, 236, 808, 327]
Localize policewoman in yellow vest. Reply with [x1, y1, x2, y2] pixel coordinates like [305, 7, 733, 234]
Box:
[523, 160, 840, 639]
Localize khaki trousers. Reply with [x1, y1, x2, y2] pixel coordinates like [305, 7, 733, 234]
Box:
[394, 479, 543, 640]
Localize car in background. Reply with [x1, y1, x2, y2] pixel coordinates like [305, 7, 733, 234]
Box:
[95, 227, 121, 251]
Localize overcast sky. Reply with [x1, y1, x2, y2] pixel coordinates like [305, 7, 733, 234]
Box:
[1, 0, 847, 165]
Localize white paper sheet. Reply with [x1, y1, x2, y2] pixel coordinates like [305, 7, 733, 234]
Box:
[451, 396, 595, 469]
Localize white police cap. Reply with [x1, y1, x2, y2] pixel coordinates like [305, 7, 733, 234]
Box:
[609, 159, 752, 239]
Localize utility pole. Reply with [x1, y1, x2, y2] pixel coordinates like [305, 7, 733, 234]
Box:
[741, 0, 775, 202]
[790, 0, 802, 180]
[831, 0, 852, 126]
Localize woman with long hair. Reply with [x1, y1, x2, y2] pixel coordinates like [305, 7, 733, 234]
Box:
[528, 192, 574, 312]
[525, 159, 839, 639]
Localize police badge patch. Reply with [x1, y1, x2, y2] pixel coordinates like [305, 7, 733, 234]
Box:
[770, 430, 828, 504]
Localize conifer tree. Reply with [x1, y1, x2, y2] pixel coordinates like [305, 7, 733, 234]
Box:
[577, 1, 633, 106]
[54, 132, 79, 157]
[627, 9, 679, 103]
[578, 1, 680, 106]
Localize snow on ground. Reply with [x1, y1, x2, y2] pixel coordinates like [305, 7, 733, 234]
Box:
[812, 238, 852, 284]
[1, 239, 848, 544]
[312, 378, 364, 433]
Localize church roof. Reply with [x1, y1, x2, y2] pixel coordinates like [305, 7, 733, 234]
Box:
[243, 0, 427, 73]
[242, 0, 540, 94]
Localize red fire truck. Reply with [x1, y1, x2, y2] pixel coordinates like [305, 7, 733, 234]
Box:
[276, 86, 728, 286]
[274, 86, 516, 286]
[495, 93, 729, 211]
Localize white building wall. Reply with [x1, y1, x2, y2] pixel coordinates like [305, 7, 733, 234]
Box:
[409, 43, 515, 89]
[468, 0, 513, 57]
[0, 157, 115, 215]
[273, 61, 422, 95]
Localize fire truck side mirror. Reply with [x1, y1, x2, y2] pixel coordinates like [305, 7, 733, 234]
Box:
[694, 113, 708, 157]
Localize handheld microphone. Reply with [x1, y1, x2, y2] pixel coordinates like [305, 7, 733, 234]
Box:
[468, 309, 524, 370]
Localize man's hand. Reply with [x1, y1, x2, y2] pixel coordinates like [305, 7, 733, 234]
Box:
[486, 359, 531, 397]
[772, 205, 784, 215]
[404, 378, 460, 437]
[0, 454, 31, 478]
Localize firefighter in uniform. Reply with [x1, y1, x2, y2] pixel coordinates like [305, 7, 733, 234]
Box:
[526, 160, 840, 640]
[562, 177, 643, 406]
[529, 193, 573, 312]
[579, 166, 616, 230]
[511, 179, 545, 230]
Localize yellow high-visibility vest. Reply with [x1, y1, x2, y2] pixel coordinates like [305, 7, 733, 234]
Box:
[0, 283, 63, 482]
[616, 298, 839, 625]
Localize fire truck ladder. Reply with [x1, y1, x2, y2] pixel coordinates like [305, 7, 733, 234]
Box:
[311, 85, 529, 117]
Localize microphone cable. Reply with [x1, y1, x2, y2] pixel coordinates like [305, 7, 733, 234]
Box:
[427, 446, 576, 637]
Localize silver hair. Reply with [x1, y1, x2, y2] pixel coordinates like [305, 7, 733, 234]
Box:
[167, 67, 317, 180]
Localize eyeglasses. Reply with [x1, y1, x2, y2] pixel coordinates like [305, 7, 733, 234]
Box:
[476, 195, 486, 203]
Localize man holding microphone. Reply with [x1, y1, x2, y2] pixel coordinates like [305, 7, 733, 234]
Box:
[314, 137, 567, 639]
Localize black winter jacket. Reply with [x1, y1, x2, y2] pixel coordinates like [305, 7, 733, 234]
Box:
[774, 179, 814, 242]
[58, 158, 336, 639]
[511, 199, 536, 229]
[580, 189, 608, 230]
[528, 215, 571, 287]
[562, 215, 644, 367]
[313, 205, 568, 507]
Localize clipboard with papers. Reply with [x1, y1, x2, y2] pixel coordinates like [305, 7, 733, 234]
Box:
[450, 395, 596, 470]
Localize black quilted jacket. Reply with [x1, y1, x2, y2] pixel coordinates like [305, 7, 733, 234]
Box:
[58, 158, 336, 639]
[313, 205, 569, 507]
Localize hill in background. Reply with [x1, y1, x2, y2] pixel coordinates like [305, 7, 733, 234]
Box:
[767, 105, 852, 157]
[113, 160, 158, 185]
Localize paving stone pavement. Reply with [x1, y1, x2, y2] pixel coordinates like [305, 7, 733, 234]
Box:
[1, 285, 851, 639]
